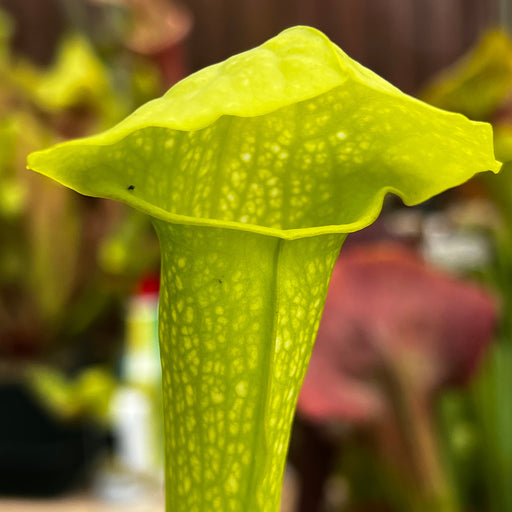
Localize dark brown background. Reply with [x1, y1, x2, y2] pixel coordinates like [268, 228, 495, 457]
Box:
[0, 0, 502, 93]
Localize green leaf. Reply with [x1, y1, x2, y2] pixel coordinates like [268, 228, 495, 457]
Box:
[10, 34, 125, 126]
[35, 36, 110, 110]
[27, 25, 500, 512]
[421, 30, 512, 121]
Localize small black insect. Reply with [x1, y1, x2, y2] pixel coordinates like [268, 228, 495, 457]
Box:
[217, 279, 223, 284]
[127, 185, 135, 191]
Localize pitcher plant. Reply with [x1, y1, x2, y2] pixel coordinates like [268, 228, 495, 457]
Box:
[27, 26, 500, 512]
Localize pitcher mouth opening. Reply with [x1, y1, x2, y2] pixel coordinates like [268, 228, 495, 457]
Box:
[27, 25, 500, 241]
[28, 97, 498, 242]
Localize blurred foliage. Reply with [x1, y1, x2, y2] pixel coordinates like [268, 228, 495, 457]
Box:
[422, 31, 512, 122]
[14, 34, 124, 119]
[27, 363, 116, 424]
[0, 4, 160, 361]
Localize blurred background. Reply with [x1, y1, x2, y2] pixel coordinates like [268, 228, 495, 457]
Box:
[1, 0, 512, 511]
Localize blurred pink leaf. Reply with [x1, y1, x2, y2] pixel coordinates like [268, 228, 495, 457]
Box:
[298, 243, 497, 426]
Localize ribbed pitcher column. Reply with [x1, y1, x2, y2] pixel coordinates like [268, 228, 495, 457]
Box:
[153, 221, 344, 512]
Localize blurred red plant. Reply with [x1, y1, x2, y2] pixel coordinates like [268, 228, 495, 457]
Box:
[299, 243, 497, 423]
[296, 243, 497, 511]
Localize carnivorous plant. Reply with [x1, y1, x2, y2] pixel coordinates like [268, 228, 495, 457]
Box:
[28, 26, 500, 512]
